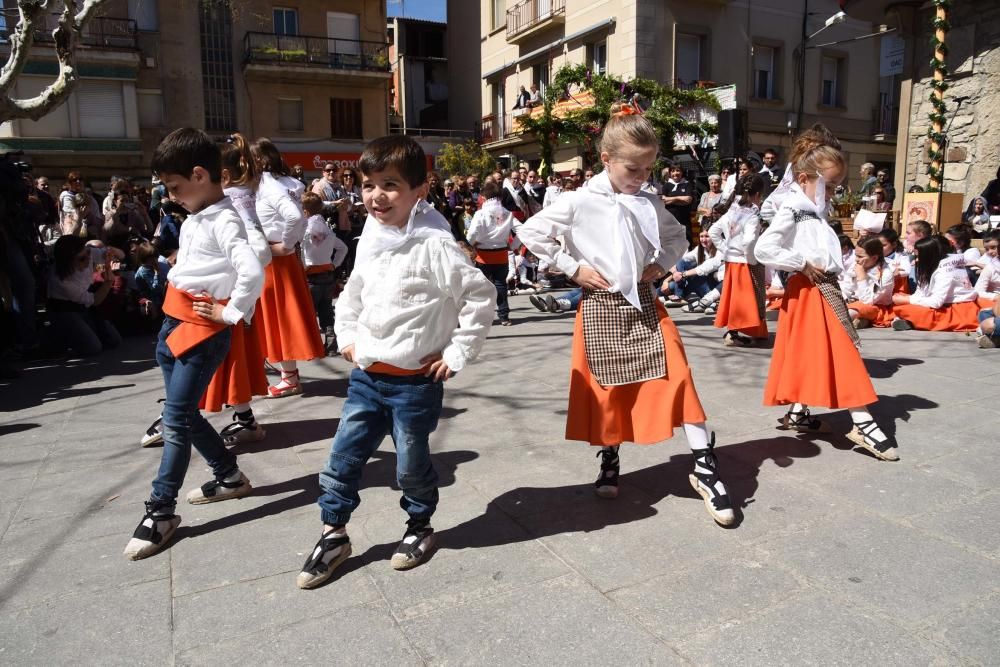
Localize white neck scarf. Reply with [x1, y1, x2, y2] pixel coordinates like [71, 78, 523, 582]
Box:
[587, 171, 661, 309]
[259, 171, 304, 201]
[355, 200, 452, 267]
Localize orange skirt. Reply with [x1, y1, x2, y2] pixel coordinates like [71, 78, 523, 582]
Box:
[567, 301, 707, 446]
[199, 316, 268, 412]
[256, 253, 325, 362]
[977, 296, 997, 310]
[714, 262, 767, 337]
[893, 300, 980, 332]
[848, 301, 895, 328]
[764, 273, 877, 409]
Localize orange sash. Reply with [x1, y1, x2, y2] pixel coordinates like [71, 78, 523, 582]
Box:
[162, 284, 229, 358]
[306, 263, 334, 275]
[475, 248, 508, 265]
[366, 361, 431, 376]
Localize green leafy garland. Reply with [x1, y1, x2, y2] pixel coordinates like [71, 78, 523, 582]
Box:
[517, 63, 721, 177]
[925, 0, 952, 190]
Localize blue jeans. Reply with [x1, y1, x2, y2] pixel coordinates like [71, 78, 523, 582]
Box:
[979, 308, 999, 341]
[5, 242, 37, 348]
[48, 309, 121, 356]
[564, 288, 582, 309]
[318, 368, 443, 525]
[150, 317, 236, 509]
[666, 258, 717, 299]
[478, 262, 510, 320]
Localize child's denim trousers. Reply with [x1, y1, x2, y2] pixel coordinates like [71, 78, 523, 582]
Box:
[318, 368, 443, 525]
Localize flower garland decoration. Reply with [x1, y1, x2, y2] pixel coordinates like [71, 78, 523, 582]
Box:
[925, 0, 951, 190]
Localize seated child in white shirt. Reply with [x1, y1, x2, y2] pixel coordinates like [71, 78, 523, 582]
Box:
[297, 136, 496, 590]
[301, 191, 349, 353]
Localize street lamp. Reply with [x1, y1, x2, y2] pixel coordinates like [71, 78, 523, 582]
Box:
[795, 10, 848, 131]
[808, 11, 847, 41]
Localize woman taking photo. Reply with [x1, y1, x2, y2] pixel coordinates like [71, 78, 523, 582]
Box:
[47, 236, 123, 355]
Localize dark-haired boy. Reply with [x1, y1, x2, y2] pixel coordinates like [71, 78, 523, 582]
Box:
[124, 128, 264, 560]
[297, 136, 495, 589]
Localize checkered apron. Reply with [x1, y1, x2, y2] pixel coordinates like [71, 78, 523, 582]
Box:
[792, 210, 862, 349]
[747, 262, 767, 321]
[581, 282, 667, 386]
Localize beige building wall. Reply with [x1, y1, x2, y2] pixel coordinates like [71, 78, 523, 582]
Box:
[479, 0, 896, 185]
[448, 0, 483, 134]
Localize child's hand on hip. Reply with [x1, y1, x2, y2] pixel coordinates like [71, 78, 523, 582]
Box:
[573, 265, 611, 290]
[800, 262, 827, 284]
[340, 345, 356, 363]
[192, 295, 227, 324]
[640, 264, 667, 282]
[420, 352, 454, 382]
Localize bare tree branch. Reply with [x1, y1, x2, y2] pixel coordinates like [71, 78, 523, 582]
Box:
[0, 0, 113, 124]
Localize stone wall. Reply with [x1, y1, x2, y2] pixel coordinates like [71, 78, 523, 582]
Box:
[905, 0, 1000, 202]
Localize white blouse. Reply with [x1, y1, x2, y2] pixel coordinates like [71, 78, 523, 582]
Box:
[335, 231, 496, 373]
[47, 264, 95, 306]
[708, 206, 759, 264]
[974, 262, 1000, 299]
[517, 170, 687, 308]
[255, 173, 307, 248]
[167, 198, 264, 325]
[910, 256, 977, 309]
[224, 185, 272, 268]
[755, 192, 843, 274]
[843, 264, 895, 306]
[302, 214, 348, 269]
[466, 199, 517, 249]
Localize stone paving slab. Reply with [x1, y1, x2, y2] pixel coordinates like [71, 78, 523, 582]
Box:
[1, 294, 998, 664]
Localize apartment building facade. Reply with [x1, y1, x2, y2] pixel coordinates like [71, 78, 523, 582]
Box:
[1, 0, 390, 184]
[479, 0, 899, 190]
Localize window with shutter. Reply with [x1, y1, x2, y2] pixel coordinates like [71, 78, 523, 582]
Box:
[675, 33, 702, 86]
[13, 76, 72, 137]
[278, 98, 304, 132]
[330, 98, 362, 139]
[753, 45, 775, 99]
[78, 80, 126, 138]
[327, 12, 360, 58]
[128, 0, 158, 31]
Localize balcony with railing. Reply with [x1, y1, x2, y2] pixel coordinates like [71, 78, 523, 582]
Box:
[0, 14, 138, 50]
[874, 102, 899, 138]
[242, 32, 390, 77]
[506, 0, 566, 43]
[478, 90, 597, 145]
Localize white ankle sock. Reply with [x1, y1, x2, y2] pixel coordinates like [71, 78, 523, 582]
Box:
[850, 408, 887, 442]
[232, 402, 251, 413]
[791, 402, 807, 414]
[277, 361, 298, 374]
[685, 423, 727, 495]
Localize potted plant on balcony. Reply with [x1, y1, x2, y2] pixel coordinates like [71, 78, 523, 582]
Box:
[831, 187, 862, 218]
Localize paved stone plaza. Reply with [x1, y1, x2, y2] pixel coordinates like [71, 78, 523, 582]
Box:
[1, 294, 998, 665]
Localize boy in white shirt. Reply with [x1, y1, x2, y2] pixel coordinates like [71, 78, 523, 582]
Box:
[301, 191, 349, 353]
[124, 128, 264, 561]
[297, 136, 496, 589]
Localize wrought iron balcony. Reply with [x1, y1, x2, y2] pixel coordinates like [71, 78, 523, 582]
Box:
[243, 32, 390, 72]
[0, 14, 137, 50]
[506, 0, 566, 42]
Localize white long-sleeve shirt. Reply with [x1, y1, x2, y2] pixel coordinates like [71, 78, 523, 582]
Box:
[517, 171, 687, 296]
[708, 206, 759, 264]
[679, 247, 724, 279]
[466, 199, 516, 248]
[335, 210, 496, 373]
[167, 198, 264, 325]
[910, 256, 977, 308]
[973, 262, 1000, 299]
[842, 264, 894, 305]
[302, 214, 348, 269]
[224, 185, 271, 268]
[755, 194, 843, 274]
[542, 185, 563, 208]
[47, 264, 95, 306]
[256, 173, 306, 248]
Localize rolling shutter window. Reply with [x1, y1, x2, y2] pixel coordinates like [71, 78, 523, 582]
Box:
[15, 76, 71, 137]
[327, 12, 360, 55]
[78, 80, 125, 137]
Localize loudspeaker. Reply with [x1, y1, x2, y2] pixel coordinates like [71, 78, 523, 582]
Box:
[717, 109, 748, 159]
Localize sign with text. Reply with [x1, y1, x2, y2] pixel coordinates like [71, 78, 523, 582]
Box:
[282, 151, 435, 173]
[880, 35, 905, 77]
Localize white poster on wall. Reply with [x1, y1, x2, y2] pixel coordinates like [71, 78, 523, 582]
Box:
[880, 35, 905, 77]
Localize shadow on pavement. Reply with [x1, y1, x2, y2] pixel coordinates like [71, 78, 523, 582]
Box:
[864, 357, 925, 379]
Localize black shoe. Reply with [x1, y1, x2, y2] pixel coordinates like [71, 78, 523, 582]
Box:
[545, 295, 563, 313]
[689, 434, 735, 526]
[892, 318, 914, 331]
[777, 407, 832, 433]
[595, 446, 620, 498]
[297, 528, 352, 589]
[529, 294, 549, 312]
[390, 518, 435, 570]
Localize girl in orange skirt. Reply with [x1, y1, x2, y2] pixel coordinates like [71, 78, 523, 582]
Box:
[755, 124, 898, 462]
[251, 138, 325, 397]
[709, 172, 769, 346]
[891, 236, 980, 332]
[845, 237, 895, 329]
[517, 104, 735, 526]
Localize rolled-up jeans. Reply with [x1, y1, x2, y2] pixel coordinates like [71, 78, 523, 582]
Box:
[667, 258, 715, 299]
[149, 316, 237, 510]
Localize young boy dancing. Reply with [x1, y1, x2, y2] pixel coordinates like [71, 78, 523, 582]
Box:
[297, 136, 496, 589]
[124, 128, 264, 560]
